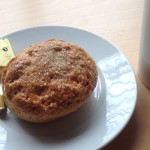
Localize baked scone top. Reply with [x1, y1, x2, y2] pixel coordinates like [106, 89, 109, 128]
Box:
[2, 39, 97, 114]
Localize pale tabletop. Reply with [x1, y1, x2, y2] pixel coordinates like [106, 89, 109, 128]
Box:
[0, 0, 147, 150]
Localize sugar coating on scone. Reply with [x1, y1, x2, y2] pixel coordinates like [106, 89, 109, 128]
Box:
[2, 39, 97, 123]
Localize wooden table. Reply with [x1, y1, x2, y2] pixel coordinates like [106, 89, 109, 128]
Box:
[0, 0, 146, 150]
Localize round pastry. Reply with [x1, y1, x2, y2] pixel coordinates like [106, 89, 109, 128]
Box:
[1, 39, 97, 123]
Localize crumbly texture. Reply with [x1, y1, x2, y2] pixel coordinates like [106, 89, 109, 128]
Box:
[2, 39, 97, 123]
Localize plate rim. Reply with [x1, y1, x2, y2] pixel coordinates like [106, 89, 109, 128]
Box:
[0, 25, 138, 149]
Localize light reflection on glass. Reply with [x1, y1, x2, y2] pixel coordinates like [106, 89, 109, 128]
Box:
[97, 52, 137, 143]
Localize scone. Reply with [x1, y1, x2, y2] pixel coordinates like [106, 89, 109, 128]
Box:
[1, 39, 97, 123]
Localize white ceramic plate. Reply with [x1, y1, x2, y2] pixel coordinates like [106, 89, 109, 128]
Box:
[0, 26, 137, 150]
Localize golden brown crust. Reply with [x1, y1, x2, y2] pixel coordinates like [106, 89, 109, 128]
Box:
[2, 39, 97, 123]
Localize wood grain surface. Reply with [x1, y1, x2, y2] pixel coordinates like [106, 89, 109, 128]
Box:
[0, 0, 147, 150]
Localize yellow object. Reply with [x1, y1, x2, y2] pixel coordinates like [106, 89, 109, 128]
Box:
[0, 38, 15, 74]
[0, 38, 14, 112]
[0, 96, 5, 112]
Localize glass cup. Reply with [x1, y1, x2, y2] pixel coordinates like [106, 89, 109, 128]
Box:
[138, 0, 150, 88]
